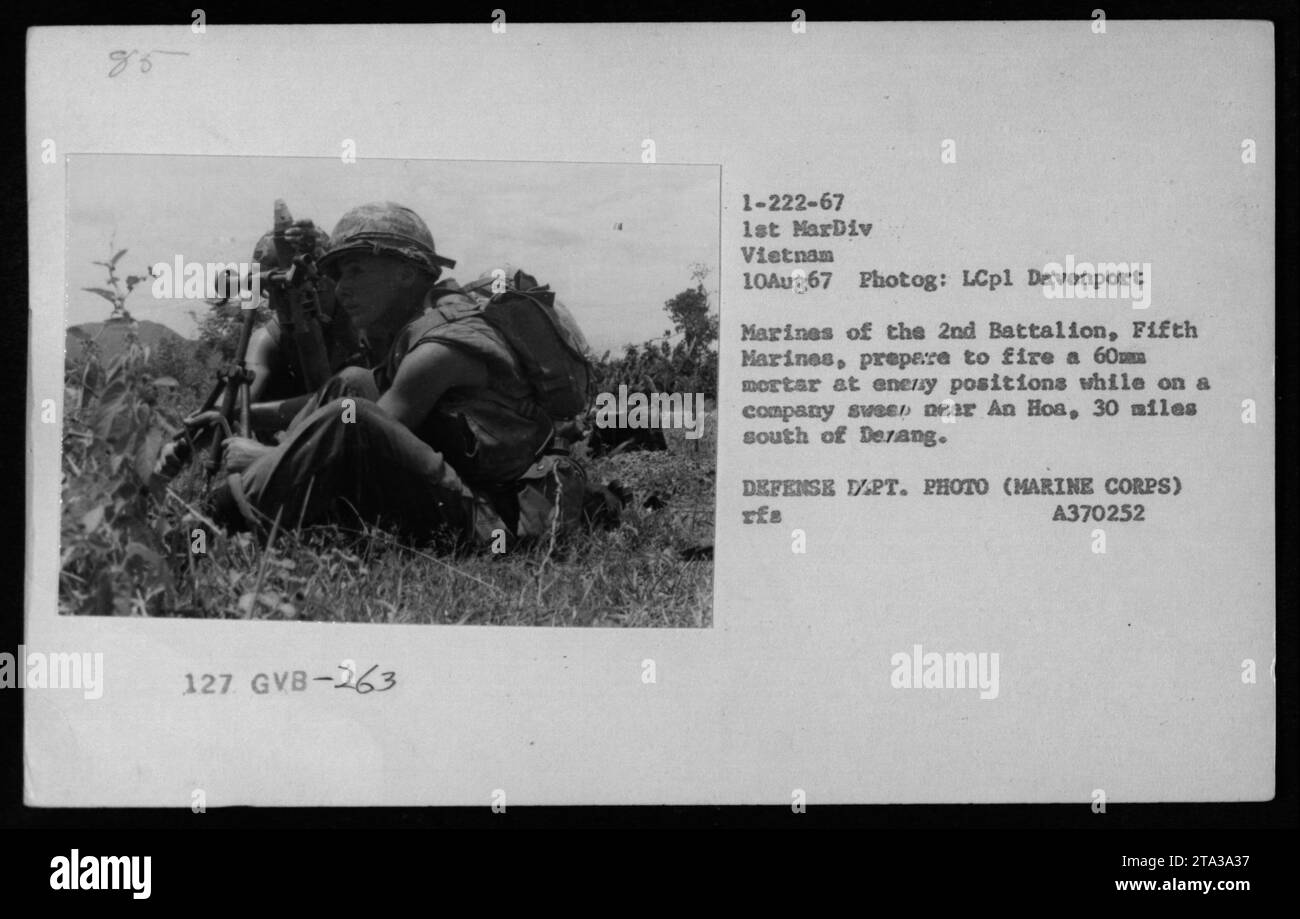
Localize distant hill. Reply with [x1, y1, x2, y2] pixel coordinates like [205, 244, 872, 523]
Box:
[66, 317, 187, 363]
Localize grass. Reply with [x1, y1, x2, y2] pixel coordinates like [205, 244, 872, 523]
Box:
[150, 417, 716, 627]
[58, 306, 717, 627]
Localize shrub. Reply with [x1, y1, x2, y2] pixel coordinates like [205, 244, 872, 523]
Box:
[61, 323, 188, 615]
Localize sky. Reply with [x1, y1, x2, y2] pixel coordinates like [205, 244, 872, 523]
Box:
[65, 155, 719, 355]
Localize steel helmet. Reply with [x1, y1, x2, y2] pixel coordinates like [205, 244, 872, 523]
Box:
[318, 202, 456, 278]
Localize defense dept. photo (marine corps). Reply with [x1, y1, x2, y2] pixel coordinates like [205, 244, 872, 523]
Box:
[60, 156, 720, 626]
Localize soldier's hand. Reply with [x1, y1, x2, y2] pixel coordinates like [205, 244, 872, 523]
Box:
[222, 436, 273, 473]
[154, 438, 192, 479]
[282, 219, 322, 255]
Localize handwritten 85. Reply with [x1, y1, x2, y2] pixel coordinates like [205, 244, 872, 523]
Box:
[182, 662, 396, 696]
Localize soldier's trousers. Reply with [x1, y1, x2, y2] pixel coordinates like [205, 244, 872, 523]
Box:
[215, 367, 584, 546]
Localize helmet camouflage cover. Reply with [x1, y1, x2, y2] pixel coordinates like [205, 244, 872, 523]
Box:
[317, 202, 456, 278]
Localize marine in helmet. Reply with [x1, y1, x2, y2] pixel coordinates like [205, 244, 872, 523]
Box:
[208, 202, 588, 547]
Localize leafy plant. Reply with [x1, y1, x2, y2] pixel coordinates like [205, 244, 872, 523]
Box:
[80, 244, 150, 321]
[61, 249, 185, 615]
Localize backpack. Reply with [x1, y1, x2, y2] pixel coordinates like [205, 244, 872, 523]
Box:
[462, 269, 595, 421]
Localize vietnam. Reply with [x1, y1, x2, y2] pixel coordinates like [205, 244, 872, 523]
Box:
[740, 246, 834, 264]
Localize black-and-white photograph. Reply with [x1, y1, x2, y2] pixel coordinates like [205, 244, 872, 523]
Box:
[59, 156, 719, 626]
[14, 16, 1285, 837]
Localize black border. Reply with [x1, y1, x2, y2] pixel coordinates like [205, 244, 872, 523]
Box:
[3, 0, 1295, 847]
